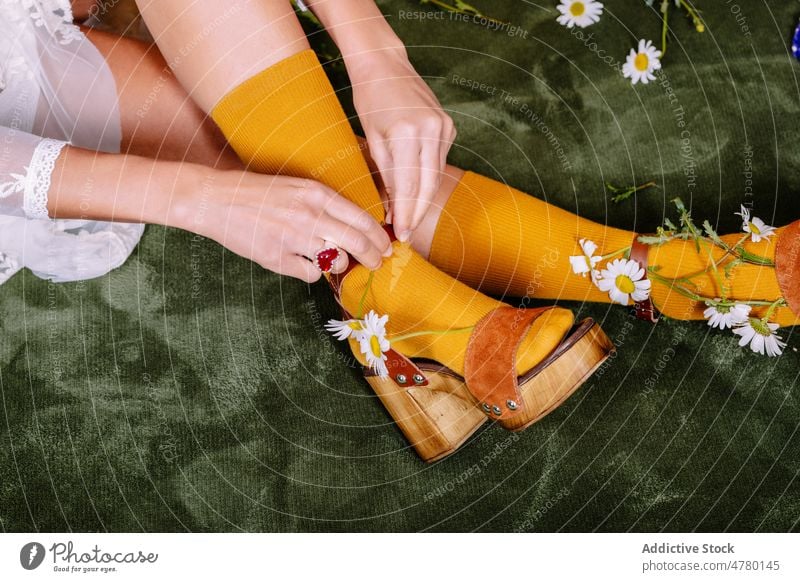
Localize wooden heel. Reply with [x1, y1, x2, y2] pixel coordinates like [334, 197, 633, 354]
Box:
[498, 320, 614, 431]
[365, 370, 487, 463]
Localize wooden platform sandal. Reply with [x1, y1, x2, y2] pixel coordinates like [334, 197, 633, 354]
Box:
[327, 231, 616, 463]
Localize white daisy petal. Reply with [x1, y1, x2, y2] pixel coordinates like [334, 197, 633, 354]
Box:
[704, 303, 752, 330]
[581, 239, 599, 256]
[569, 255, 592, 275]
[356, 310, 392, 377]
[325, 318, 365, 341]
[736, 206, 776, 242]
[570, 238, 602, 278]
[596, 258, 649, 306]
[608, 287, 628, 305]
[733, 318, 786, 357]
[555, 0, 604, 29]
[622, 39, 662, 86]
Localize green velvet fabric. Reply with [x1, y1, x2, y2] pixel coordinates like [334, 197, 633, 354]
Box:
[1, 1, 798, 532]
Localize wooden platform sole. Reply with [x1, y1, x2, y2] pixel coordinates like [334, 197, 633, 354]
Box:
[498, 320, 614, 431]
[365, 369, 487, 463]
[365, 319, 614, 462]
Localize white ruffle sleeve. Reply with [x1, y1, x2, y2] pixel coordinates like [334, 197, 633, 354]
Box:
[0, 0, 144, 285]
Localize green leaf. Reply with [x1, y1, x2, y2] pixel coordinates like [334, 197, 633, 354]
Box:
[611, 190, 634, 204]
[702, 220, 724, 246]
[723, 258, 742, 278]
[607, 181, 657, 204]
[637, 234, 672, 245]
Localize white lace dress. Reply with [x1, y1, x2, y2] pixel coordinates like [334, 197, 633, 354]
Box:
[0, 0, 143, 285]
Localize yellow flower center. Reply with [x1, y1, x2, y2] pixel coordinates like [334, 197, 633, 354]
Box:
[369, 334, 383, 358]
[634, 53, 649, 72]
[748, 221, 761, 235]
[615, 274, 636, 294]
[347, 321, 364, 331]
[570, 2, 585, 16]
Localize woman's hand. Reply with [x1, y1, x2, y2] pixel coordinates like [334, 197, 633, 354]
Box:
[49, 149, 391, 284]
[177, 171, 392, 282]
[351, 49, 456, 241]
[301, 0, 456, 241]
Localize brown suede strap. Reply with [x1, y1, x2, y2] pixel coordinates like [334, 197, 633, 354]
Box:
[630, 235, 660, 323]
[464, 306, 549, 419]
[775, 219, 800, 317]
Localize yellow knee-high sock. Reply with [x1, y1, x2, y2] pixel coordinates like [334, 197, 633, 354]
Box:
[210, 50, 383, 220]
[210, 51, 575, 374]
[431, 171, 799, 327]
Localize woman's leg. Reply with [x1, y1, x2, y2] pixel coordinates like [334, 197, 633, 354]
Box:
[83, 26, 241, 169]
[133, 0, 575, 376]
[407, 165, 799, 328]
[95, 13, 795, 331]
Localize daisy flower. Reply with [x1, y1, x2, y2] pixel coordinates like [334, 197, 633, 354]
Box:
[733, 318, 786, 357]
[734, 205, 776, 243]
[622, 39, 662, 85]
[703, 302, 751, 330]
[325, 318, 365, 341]
[569, 238, 602, 282]
[556, 0, 604, 29]
[356, 310, 391, 377]
[596, 258, 651, 305]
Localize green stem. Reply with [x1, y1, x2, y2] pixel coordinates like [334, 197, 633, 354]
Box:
[356, 270, 375, 319]
[660, 0, 670, 57]
[701, 239, 727, 301]
[678, 0, 704, 32]
[763, 298, 788, 320]
[717, 233, 774, 266]
[648, 271, 785, 310]
[646, 231, 774, 287]
[600, 246, 631, 261]
[608, 180, 657, 204]
[649, 271, 703, 302]
[719, 299, 781, 308]
[390, 327, 474, 342]
[648, 273, 785, 315]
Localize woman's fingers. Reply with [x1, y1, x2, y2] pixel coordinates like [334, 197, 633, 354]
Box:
[388, 131, 421, 241]
[441, 118, 457, 172]
[306, 212, 385, 271]
[411, 140, 443, 231]
[301, 236, 350, 275]
[366, 133, 395, 216]
[280, 255, 324, 284]
[328, 251, 350, 274]
[295, 180, 389, 265]
[322, 191, 392, 257]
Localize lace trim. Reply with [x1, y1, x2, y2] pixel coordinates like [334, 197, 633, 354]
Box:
[22, 138, 67, 220]
[0, 0, 82, 45]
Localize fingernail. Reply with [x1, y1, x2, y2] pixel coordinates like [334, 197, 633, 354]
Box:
[397, 230, 411, 242]
[383, 245, 393, 257]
